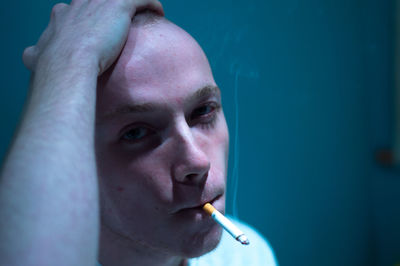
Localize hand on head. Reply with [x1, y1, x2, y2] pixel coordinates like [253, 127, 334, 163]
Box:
[22, 0, 164, 74]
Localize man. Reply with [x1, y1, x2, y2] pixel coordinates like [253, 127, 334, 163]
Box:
[0, 0, 277, 265]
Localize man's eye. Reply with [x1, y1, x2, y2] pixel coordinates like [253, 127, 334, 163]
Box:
[191, 103, 219, 120]
[122, 127, 150, 141]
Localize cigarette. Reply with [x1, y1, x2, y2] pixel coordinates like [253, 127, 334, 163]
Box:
[203, 203, 250, 245]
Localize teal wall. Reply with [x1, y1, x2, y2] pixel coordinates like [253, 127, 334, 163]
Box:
[1, 1, 399, 265]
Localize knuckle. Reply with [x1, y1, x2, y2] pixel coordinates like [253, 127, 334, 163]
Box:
[22, 46, 36, 70]
[22, 46, 34, 58]
[51, 3, 68, 16]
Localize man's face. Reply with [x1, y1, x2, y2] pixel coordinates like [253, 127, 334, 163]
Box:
[95, 17, 229, 258]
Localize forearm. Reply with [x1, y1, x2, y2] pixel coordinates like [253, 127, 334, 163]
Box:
[0, 55, 99, 266]
[0, 1, 164, 264]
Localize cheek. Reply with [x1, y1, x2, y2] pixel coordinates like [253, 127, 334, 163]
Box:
[96, 143, 175, 204]
[200, 117, 230, 179]
[126, 156, 174, 201]
[210, 115, 229, 160]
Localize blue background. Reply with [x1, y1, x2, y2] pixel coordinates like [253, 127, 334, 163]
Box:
[1, 0, 400, 265]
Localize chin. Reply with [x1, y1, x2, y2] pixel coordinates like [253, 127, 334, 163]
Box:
[179, 224, 223, 259]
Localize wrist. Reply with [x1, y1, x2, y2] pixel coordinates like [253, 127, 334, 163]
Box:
[29, 47, 99, 113]
[35, 46, 100, 78]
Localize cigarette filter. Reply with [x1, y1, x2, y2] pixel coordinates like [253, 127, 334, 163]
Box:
[203, 203, 249, 245]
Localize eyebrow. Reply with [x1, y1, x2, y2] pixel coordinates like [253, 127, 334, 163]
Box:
[100, 85, 221, 121]
[187, 85, 220, 103]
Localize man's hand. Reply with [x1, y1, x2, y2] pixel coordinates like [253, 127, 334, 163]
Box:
[23, 0, 163, 75]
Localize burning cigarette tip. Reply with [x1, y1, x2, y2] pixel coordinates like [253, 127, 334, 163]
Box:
[237, 234, 250, 245]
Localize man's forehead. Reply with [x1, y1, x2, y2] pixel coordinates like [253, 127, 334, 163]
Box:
[99, 13, 211, 89]
[96, 13, 215, 116]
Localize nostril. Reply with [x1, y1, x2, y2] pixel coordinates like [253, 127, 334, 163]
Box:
[185, 171, 208, 182]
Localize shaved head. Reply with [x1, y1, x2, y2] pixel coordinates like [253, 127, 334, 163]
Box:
[97, 11, 213, 102]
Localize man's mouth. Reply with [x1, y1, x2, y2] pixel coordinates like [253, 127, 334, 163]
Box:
[175, 194, 222, 214]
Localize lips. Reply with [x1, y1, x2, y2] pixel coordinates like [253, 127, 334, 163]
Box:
[174, 194, 222, 214]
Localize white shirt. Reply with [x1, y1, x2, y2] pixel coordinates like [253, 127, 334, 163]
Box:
[188, 218, 278, 266]
[97, 218, 278, 266]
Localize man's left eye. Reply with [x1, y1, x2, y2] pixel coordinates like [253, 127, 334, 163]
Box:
[191, 103, 219, 120]
[192, 105, 213, 117]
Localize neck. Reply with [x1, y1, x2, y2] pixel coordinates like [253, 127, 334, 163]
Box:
[98, 223, 186, 266]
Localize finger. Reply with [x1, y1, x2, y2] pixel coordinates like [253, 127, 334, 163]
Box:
[22, 46, 37, 71]
[121, 0, 164, 18]
[70, 0, 86, 6]
[137, 0, 164, 16]
[50, 3, 69, 20]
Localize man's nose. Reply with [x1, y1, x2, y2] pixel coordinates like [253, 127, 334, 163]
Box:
[171, 123, 210, 185]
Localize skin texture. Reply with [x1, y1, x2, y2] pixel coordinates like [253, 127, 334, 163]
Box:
[96, 14, 230, 266]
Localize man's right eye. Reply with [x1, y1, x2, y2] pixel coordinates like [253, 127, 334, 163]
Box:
[121, 127, 151, 142]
